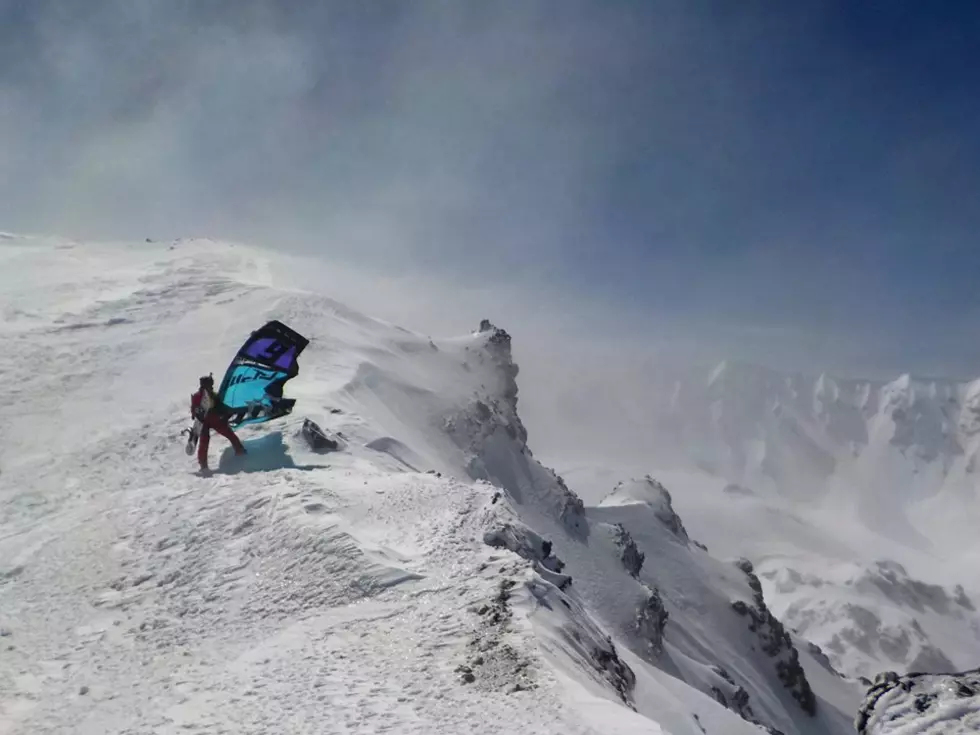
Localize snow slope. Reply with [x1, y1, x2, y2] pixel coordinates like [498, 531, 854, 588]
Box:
[0, 234, 862, 734]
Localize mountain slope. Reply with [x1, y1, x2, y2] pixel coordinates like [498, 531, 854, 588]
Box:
[0, 235, 858, 734]
[556, 354, 980, 684]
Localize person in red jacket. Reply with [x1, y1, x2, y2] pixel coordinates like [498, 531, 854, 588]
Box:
[191, 374, 246, 471]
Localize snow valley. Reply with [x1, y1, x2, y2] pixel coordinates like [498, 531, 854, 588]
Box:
[0, 234, 976, 734]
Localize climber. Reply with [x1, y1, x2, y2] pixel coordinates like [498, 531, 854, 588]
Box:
[190, 374, 246, 471]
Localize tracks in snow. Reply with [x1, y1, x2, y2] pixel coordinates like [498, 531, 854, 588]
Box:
[0, 422, 583, 734]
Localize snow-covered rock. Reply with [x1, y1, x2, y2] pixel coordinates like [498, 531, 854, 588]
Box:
[600, 476, 690, 542]
[856, 668, 980, 734]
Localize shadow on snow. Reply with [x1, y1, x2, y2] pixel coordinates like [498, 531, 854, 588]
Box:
[210, 431, 324, 475]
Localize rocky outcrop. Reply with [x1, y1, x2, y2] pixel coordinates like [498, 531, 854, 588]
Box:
[805, 640, 842, 677]
[599, 476, 689, 543]
[456, 322, 589, 540]
[646, 478, 689, 542]
[483, 522, 563, 571]
[707, 666, 789, 735]
[554, 473, 588, 538]
[522, 573, 639, 709]
[593, 639, 637, 706]
[856, 668, 980, 734]
[710, 666, 757, 723]
[483, 520, 571, 590]
[611, 523, 645, 578]
[300, 418, 339, 451]
[732, 559, 817, 717]
[636, 586, 668, 655]
[477, 320, 525, 442]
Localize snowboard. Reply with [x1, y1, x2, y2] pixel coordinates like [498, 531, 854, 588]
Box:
[182, 420, 202, 455]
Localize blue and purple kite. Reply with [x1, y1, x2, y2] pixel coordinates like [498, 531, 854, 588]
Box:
[216, 320, 310, 426]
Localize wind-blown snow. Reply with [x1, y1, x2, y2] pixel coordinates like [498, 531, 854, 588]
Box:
[1, 235, 862, 734]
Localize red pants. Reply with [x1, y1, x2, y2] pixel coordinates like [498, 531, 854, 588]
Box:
[198, 414, 245, 467]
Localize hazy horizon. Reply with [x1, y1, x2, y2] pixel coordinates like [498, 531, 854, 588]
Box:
[3, 1, 979, 378]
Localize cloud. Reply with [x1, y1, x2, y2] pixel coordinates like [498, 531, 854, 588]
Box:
[3, 0, 980, 389]
[1, 2, 629, 272]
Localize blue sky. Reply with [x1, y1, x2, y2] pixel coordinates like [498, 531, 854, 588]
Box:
[2, 1, 979, 375]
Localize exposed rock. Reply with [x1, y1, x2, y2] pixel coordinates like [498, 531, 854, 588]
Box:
[856, 668, 980, 734]
[709, 665, 790, 733]
[593, 640, 636, 706]
[300, 419, 339, 452]
[731, 561, 817, 716]
[806, 641, 842, 677]
[477, 320, 524, 438]
[612, 524, 645, 578]
[735, 558, 762, 596]
[636, 586, 668, 654]
[554, 473, 588, 538]
[483, 522, 565, 574]
[482, 513, 572, 590]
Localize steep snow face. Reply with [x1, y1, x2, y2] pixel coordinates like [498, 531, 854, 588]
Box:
[856, 669, 980, 734]
[0, 235, 860, 735]
[588, 478, 861, 734]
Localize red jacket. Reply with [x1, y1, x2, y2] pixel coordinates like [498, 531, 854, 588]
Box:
[191, 388, 217, 420]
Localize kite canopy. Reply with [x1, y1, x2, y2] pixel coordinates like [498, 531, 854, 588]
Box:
[216, 320, 310, 426]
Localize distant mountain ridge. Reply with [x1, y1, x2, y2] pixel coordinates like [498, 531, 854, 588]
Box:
[663, 358, 980, 493]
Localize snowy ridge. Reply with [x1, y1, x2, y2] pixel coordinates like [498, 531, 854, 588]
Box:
[0, 235, 861, 734]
